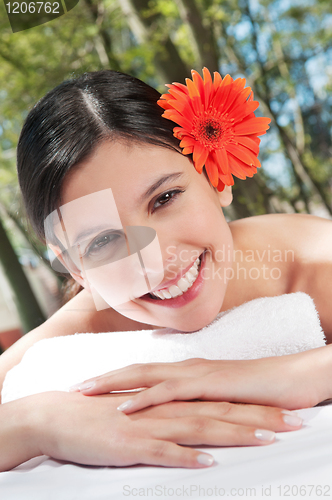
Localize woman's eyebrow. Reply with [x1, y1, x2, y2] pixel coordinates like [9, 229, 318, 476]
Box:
[138, 172, 184, 205]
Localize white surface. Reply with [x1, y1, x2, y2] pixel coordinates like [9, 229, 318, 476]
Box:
[1, 291, 330, 499]
[2, 292, 325, 402]
[1, 404, 332, 500]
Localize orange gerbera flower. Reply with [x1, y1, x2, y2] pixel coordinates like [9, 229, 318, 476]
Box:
[158, 68, 271, 191]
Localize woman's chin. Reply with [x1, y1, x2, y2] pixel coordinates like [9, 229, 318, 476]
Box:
[173, 310, 221, 332]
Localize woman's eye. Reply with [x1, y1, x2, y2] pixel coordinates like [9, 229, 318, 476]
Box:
[85, 232, 122, 258]
[152, 189, 184, 212]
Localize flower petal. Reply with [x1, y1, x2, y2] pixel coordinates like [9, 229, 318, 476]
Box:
[222, 84, 251, 116]
[163, 111, 193, 131]
[229, 100, 260, 122]
[235, 136, 260, 155]
[213, 71, 222, 93]
[173, 127, 187, 139]
[182, 147, 194, 155]
[219, 169, 235, 186]
[228, 153, 257, 178]
[169, 82, 189, 95]
[233, 117, 271, 135]
[180, 136, 196, 148]
[215, 148, 229, 176]
[203, 67, 213, 108]
[212, 76, 233, 111]
[192, 70, 205, 108]
[216, 178, 226, 192]
[193, 143, 209, 173]
[167, 87, 191, 102]
[225, 143, 258, 166]
[205, 155, 219, 187]
[186, 77, 200, 99]
[185, 78, 203, 115]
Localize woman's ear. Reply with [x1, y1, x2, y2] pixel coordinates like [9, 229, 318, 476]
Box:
[48, 244, 90, 292]
[218, 185, 233, 207]
[67, 267, 89, 291]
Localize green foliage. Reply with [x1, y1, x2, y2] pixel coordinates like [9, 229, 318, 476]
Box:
[0, 0, 331, 228]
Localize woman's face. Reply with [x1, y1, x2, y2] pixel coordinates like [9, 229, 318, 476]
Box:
[58, 140, 234, 332]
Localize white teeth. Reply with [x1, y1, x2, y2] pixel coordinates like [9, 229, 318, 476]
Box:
[186, 271, 196, 282]
[168, 285, 183, 298]
[177, 277, 190, 292]
[190, 266, 199, 277]
[150, 256, 201, 300]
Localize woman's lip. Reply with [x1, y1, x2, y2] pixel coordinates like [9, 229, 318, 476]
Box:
[149, 253, 203, 293]
[138, 251, 206, 308]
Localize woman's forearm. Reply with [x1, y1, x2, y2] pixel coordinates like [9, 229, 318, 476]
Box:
[0, 397, 41, 472]
[307, 343, 332, 403]
[74, 344, 332, 411]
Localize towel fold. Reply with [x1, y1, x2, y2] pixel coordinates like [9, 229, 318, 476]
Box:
[2, 292, 326, 403]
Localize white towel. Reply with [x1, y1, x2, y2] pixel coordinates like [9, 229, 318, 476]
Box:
[2, 292, 326, 403]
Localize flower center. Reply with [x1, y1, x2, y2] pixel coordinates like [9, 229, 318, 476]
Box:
[192, 111, 233, 151]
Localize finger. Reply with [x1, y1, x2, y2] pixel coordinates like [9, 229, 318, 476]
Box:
[70, 363, 186, 395]
[116, 377, 207, 413]
[135, 416, 277, 447]
[193, 403, 303, 432]
[133, 401, 303, 432]
[117, 438, 215, 468]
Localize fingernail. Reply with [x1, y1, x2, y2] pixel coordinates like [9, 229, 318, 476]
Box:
[69, 381, 95, 392]
[281, 409, 300, 416]
[281, 411, 303, 427]
[254, 429, 275, 441]
[117, 399, 133, 412]
[197, 454, 214, 466]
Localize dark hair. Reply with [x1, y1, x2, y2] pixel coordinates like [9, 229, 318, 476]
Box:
[17, 70, 180, 243]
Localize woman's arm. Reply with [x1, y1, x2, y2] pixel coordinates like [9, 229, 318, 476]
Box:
[0, 390, 304, 472]
[0, 396, 41, 471]
[75, 345, 332, 411]
[0, 289, 155, 401]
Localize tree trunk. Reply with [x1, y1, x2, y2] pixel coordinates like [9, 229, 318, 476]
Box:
[83, 0, 122, 71]
[0, 216, 46, 333]
[174, 0, 219, 71]
[119, 0, 190, 83]
[4, 205, 65, 288]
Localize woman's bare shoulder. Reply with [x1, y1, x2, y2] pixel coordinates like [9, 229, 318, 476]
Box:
[230, 213, 332, 340]
[229, 213, 332, 255]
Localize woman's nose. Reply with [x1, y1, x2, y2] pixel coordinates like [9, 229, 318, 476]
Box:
[126, 225, 165, 282]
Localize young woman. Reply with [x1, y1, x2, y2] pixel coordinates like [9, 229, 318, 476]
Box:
[0, 69, 331, 472]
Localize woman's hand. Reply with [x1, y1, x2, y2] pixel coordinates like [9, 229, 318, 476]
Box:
[71, 346, 332, 411]
[2, 390, 303, 471]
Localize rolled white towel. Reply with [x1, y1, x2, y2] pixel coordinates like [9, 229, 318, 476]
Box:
[2, 292, 326, 403]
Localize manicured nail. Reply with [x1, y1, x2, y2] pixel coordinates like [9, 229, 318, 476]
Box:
[197, 454, 214, 466]
[254, 429, 275, 441]
[281, 410, 299, 416]
[69, 381, 95, 392]
[281, 411, 303, 427]
[117, 399, 134, 412]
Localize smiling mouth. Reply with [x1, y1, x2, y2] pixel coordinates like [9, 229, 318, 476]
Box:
[147, 253, 203, 300]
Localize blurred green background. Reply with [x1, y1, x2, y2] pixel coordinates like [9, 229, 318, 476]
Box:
[0, 0, 331, 347]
